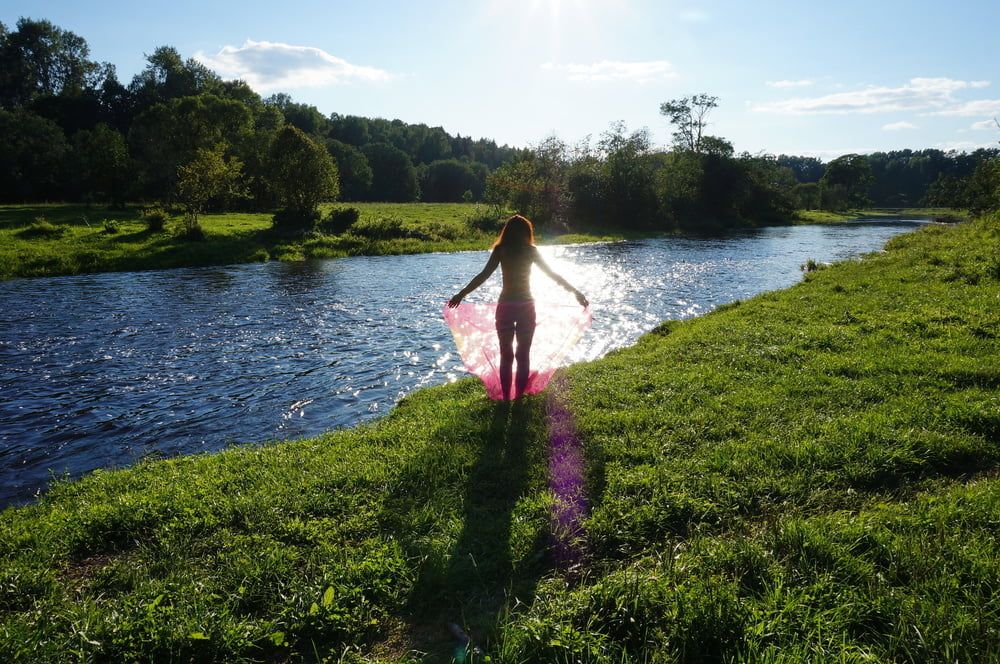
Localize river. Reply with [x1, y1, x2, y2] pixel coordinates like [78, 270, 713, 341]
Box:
[0, 221, 928, 506]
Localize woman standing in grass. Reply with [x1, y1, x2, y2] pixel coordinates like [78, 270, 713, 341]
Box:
[447, 214, 589, 400]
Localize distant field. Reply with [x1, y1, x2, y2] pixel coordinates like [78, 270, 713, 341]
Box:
[0, 203, 641, 281]
[795, 207, 968, 224]
[0, 203, 966, 280]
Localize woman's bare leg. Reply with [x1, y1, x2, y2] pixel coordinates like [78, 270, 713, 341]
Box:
[498, 328, 515, 400]
[514, 322, 535, 397]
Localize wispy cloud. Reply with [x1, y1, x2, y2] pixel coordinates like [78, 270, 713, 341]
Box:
[752, 77, 989, 114]
[882, 121, 918, 130]
[934, 139, 1000, 152]
[970, 118, 1000, 130]
[194, 39, 391, 91]
[765, 79, 813, 88]
[541, 60, 677, 84]
[931, 99, 1000, 117]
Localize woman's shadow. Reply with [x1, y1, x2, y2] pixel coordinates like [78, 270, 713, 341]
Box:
[398, 396, 549, 654]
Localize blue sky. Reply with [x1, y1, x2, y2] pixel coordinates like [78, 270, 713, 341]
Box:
[5, 0, 1000, 158]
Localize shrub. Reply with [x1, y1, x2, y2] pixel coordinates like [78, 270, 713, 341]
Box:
[349, 217, 419, 240]
[319, 207, 360, 235]
[142, 207, 169, 233]
[177, 214, 205, 241]
[465, 207, 505, 233]
[101, 219, 120, 234]
[271, 208, 320, 232]
[18, 216, 64, 238]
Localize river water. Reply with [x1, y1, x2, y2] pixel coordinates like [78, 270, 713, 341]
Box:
[0, 221, 927, 506]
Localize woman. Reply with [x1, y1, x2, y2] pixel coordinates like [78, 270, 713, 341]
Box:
[448, 214, 588, 400]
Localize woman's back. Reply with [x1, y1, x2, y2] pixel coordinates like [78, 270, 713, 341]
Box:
[497, 244, 535, 302]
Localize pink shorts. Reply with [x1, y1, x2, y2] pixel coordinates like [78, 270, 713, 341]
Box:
[495, 300, 536, 334]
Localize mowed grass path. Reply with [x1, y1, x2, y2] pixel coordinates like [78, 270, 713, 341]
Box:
[0, 203, 628, 281]
[1, 215, 998, 662]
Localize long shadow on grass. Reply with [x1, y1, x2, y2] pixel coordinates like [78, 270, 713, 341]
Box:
[388, 396, 549, 658]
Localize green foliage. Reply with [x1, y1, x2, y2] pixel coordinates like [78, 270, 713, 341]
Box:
[319, 207, 360, 235]
[1, 216, 999, 661]
[268, 125, 339, 229]
[464, 206, 505, 233]
[175, 144, 245, 226]
[325, 139, 373, 201]
[362, 143, 419, 202]
[821, 154, 874, 209]
[141, 206, 169, 233]
[100, 218, 120, 234]
[0, 108, 69, 202]
[70, 123, 129, 205]
[419, 159, 484, 202]
[17, 215, 64, 238]
[659, 93, 719, 153]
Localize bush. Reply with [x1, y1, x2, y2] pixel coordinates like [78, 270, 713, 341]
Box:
[349, 217, 420, 240]
[271, 208, 320, 232]
[101, 219, 120, 234]
[177, 214, 206, 241]
[142, 207, 169, 233]
[18, 216, 64, 238]
[319, 207, 360, 235]
[465, 207, 505, 233]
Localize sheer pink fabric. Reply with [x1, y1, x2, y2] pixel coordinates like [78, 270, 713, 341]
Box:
[443, 302, 592, 400]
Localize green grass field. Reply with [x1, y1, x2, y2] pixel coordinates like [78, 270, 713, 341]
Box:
[1, 203, 965, 281]
[0, 203, 633, 281]
[1, 213, 997, 661]
[794, 207, 968, 224]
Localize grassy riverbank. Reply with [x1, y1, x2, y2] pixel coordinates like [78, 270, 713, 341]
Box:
[2, 213, 997, 661]
[1, 203, 966, 281]
[0, 203, 631, 281]
[795, 207, 968, 224]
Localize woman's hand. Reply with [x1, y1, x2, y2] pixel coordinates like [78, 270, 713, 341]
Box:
[448, 294, 464, 308]
[575, 291, 589, 308]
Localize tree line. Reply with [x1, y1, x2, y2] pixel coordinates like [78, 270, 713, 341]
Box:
[2, 17, 998, 234]
[0, 17, 524, 214]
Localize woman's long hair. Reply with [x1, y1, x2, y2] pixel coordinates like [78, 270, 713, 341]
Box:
[492, 214, 535, 250]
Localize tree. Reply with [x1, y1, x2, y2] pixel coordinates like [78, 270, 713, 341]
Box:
[820, 154, 873, 209]
[420, 159, 479, 202]
[0, 18, 103, 109]
[71, 123, 130, 205]
[659, 94, 719, 153]
[176, 144, 244, 236]
[326, 139, 373, 201]
[0, 108, 68, 202]
[268, 125, 339, 226]
[362, 142, 419, 201]
[129, 94, 253, 200]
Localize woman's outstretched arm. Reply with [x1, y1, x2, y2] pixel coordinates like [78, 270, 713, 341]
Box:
[448, 249, 501, 307]
[533, 249, 589, 307]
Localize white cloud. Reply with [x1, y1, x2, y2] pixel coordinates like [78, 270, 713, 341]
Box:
[765, 79, 813, 88]
[752, 77, 987, 114]
[934, 140, 1000, 152]
[931, 99, 1000, 117]
[971, 118, 1000, 130]
[194, 39, 391, 91]
[541, 60, 677, 83]
[971, 80, 991, 88]
[882, 121, 917, 130]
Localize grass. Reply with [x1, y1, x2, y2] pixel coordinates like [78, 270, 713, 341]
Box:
[2, 203, 965, 281]
[795, 207, 969, 224]
[1, 211, 997, 661]
[0, 203, 640, 281]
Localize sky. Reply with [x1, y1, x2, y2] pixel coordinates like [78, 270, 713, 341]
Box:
[4, 0, 1000, 158]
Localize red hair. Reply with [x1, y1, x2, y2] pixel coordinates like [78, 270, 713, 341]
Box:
[492, 214, 535, 249]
